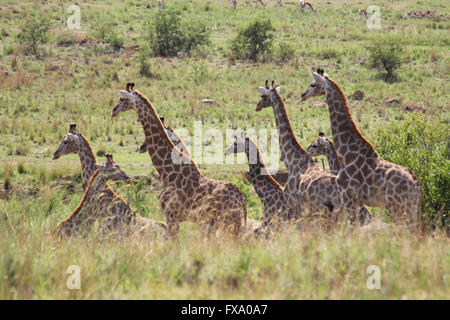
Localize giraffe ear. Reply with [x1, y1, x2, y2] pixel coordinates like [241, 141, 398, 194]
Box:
[275, 86, 281, 93]
[257, 87, 270, 95]
[120, 90, 134, 99]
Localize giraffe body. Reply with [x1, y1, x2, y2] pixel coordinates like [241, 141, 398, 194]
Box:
[307, 133, 373, 224]
[57, 156, 135, 237]
[256, 83, 341, 220]
[300, 72, 422, 227]
[112, 85, 247, 236]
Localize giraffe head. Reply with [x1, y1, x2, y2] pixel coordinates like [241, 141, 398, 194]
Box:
[95, 154, 130, 183]
[256, 80, 281, 111]
[225, 133, 247, 156]
[53, 123, 83, 159]
[306, 132, 328, 156]
[111, 82, 137, 118]
[299, 68, 327, 102]
[225, 132, 260, 165]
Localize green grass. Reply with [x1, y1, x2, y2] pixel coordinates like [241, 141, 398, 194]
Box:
[0, 0, 449, 299]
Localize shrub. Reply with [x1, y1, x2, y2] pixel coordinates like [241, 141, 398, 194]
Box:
[17, 15, 51, 55]
[147, 9, 210, 57]
[372, 115, 449, 229]
[231, 18, 275, 62]
[276, 42, 295, 63]
[367, 37, 404, 80]
[94, 22, 124, 51]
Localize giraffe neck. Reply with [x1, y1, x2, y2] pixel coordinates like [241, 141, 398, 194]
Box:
[245, 140, 282, 199]
[269, 90, 314, 174]
[133, 92, 201, 182]
[59, 169, 102, 233]
[324, 140, 341, 175]
[324, 79, 378, 165]
[76, 135, 97, 190]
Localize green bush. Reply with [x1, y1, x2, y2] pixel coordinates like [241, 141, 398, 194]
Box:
[231, 18, 275, 62]
[94, 22, 124, 51]
[367, 37, 404, 80]
[372, 115, 449, 229]
[17, 15, 51, 55]
[276, 41, 295, 63]
[147, 9, 210, 57]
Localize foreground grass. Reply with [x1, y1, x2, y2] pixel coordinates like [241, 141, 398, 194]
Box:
[0, 213, 448, 299]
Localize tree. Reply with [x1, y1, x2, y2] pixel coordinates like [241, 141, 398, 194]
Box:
[18, 15, 51, 55]
[231, 19, 275, 62]
[367, 37, 404, 81]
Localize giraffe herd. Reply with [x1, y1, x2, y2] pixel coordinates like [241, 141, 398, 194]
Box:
[53, 69, 423, 240]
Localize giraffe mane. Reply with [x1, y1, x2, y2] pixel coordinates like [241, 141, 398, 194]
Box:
[133, 90, 201, 171]
[248, 137, 282, 189]
[79, 133, 97, 163]
[326, 77, 378, 156]
[105, 184, 131, 208]
[273, 90, 311, 157]
[57, 168, 100, 229]
[327, 139, 342, 168]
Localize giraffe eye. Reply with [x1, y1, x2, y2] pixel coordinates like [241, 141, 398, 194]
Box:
[63, 140, 68, 144]
[311, 84, 316, 88]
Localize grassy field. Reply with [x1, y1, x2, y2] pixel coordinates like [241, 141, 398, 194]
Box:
[0, 0, 449, 299]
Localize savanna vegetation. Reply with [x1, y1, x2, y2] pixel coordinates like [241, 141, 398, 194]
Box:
[0, 0, 448, 299]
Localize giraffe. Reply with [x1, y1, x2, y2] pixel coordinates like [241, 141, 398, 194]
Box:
[157, 0, 162, 10]
[53, 125, 168, 236]
[300, 1, 316, 14]
[53, 123, 98, 191]
[307, 132, 341, 175]
[231, 0, 237, 10]
[299, 70, 422, 228]
[139, 117, 191, 158]
[307, 132, 373, 224]
[57, 154, 168, 238]
[225, 133, 285, 231]
[256, 80, 341, 222]
[111, 83, 247, 237]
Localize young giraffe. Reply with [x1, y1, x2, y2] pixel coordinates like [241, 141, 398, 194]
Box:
[156, 0, 162, 10]
[53, 125, 167, 236]
[256, 81, 341, 221]
[139, 117, 191, 158]
[225, 134, 284, 230]
[300, 1, 316, 14]
[57, 154, 168, 238]
[112, 83, 247, 237]
[307, 132, 341, 175]
[307, 132, 373, 224]
[300, 71, 422, 228]
[231, 0, 237, 10]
